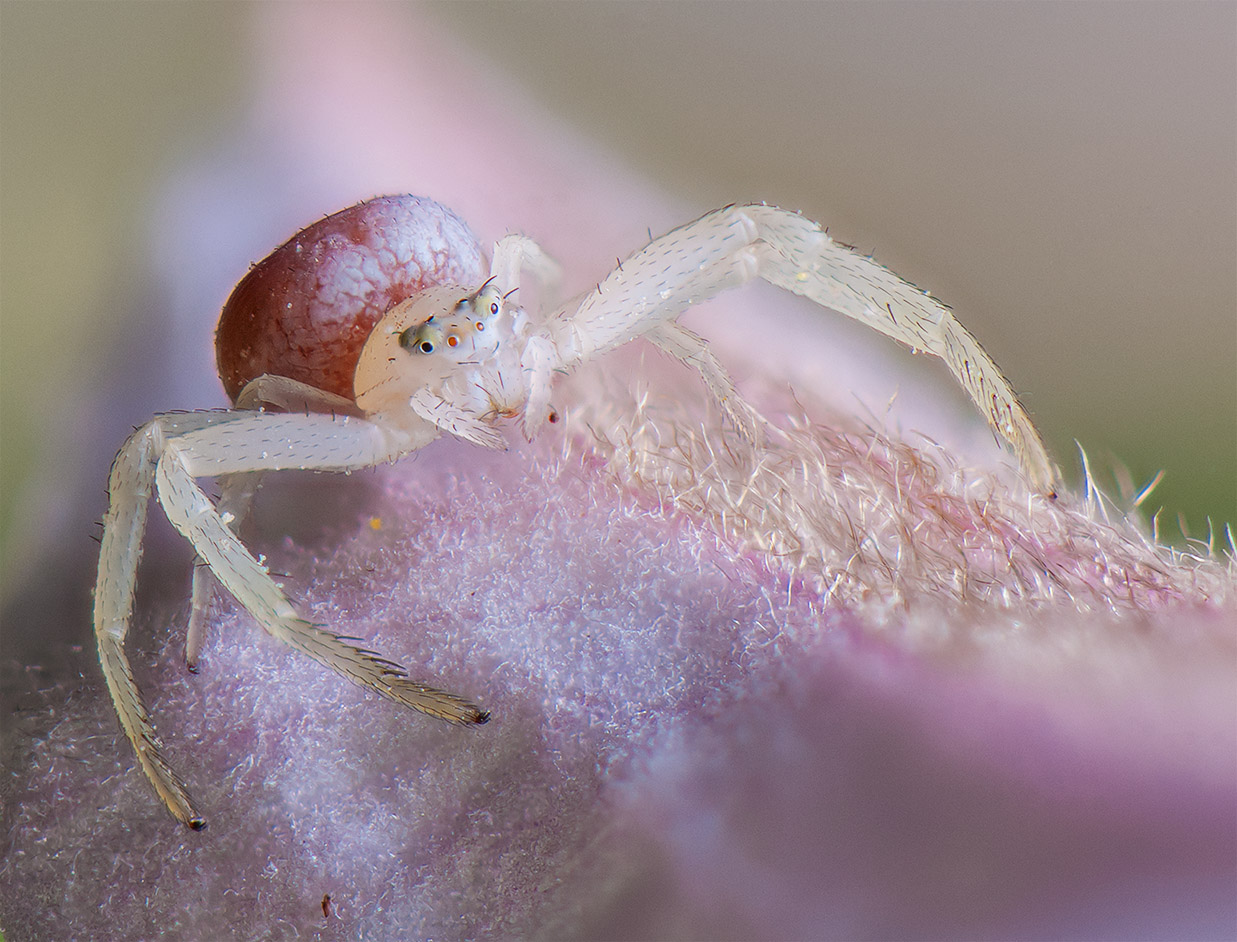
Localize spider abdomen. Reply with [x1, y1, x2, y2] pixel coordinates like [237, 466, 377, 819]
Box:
[215, 195, 484, 403]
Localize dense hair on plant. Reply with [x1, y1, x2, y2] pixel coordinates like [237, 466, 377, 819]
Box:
[567, 371, 1233, 626]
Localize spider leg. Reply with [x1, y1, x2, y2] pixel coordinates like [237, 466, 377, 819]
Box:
[490, 234, 562, 308]
[98, 410, 485, 827]
[163, 411, 489, 716]
[524, 206, 765, 438]
[738, 204, 1058, 493]
[97, 412, 279, 826]
[232, 374, 361, 415]
[645, 321, 768, 444]
[409, 388, 507, 450]
[519, 334, 559, 440]
[185, 470, 259, 670]
[545, 206, 758, 364]
[540, 204, 1057, 492]
[95, 421, 204, 827]
[187, 376, 363, 670]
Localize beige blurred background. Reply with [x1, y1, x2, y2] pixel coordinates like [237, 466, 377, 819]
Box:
[2, 1, 1234, 596]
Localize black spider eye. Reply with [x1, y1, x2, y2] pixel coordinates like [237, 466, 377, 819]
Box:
[419, 341, 434, 354]
[490, 302, 499, 315]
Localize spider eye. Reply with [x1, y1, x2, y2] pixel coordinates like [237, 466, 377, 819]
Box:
[401, 319, 446, 355]
[475, 321, 485, 332]
[447, 335, 459, 348]
[489, 301, 499, 316]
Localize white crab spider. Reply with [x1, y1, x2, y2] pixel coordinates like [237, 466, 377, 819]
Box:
[95, 197, 1057, 828]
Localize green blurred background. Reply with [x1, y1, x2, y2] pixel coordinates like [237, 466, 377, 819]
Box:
[2, 1, 1234, 597]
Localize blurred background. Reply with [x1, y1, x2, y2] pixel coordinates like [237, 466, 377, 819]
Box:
[2, 1, 1234, 614]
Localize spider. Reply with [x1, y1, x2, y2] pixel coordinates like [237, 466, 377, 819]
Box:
[94, 195, 1058, 828]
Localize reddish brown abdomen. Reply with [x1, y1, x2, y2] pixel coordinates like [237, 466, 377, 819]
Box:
[216, 195, 484, 403]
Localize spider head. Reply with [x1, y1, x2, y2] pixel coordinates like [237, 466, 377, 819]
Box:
[354, 283, 507, 414]
[396, 279, 503, 360]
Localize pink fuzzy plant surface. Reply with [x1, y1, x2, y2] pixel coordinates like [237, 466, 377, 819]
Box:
[2, 6, 1234, 940]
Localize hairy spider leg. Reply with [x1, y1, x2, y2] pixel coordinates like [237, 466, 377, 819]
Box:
[742, 205, 1058, 493]
[186, 376, 365, 669]
[530, 204, 1058, 492]
[489, 233, 563, 307]
[96, 409, 487, 828]
[185, 468, 260, 670]
[645, 321, 769, 444]
[95, 420, 200, 825]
